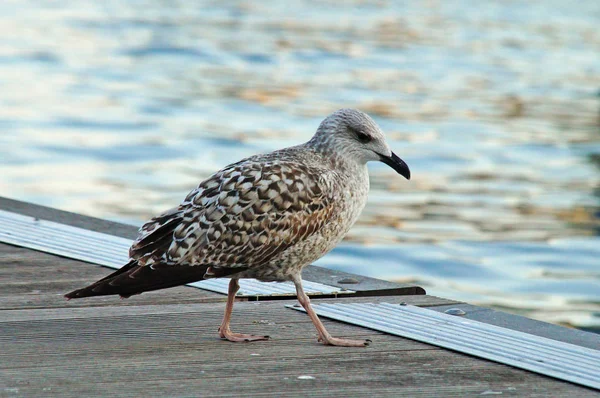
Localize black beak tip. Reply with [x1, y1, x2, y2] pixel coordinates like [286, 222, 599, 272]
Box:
[379, 152, 411, 180]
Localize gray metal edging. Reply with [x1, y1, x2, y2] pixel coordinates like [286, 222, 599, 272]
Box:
[287, 302, 600, 390]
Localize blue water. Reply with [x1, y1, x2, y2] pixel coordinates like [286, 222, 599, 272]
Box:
[1, 0, 599, 331]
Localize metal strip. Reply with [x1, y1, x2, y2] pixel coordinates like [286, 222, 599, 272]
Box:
[287, 302, 600, 390]
[0, 209, 353, 297]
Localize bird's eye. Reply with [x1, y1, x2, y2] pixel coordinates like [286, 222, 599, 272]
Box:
[356, 131, 371, 143]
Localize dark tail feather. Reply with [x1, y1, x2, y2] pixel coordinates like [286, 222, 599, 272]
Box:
[64, 261, 211, 299]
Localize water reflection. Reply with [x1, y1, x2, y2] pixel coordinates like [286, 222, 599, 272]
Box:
[0, 0, 599, 331]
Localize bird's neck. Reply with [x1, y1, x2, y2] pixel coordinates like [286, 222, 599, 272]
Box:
[305, 137, 366, 175]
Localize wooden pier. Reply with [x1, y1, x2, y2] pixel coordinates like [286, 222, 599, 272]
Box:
[1, 197, 598, 397]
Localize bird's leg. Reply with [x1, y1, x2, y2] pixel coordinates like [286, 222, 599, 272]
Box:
[218, 278, 270, 342]
[292, 276, 371, 347]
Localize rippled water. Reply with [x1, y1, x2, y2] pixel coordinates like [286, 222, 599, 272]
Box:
[1, 0, 599, 331]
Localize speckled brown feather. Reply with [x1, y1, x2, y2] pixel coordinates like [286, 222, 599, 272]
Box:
[129, 147, 344, 280]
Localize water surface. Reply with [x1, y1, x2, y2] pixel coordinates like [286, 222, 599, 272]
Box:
[1, 0, 599, 331]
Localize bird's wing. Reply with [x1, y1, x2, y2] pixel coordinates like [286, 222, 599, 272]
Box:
[129, 151, 339, 276]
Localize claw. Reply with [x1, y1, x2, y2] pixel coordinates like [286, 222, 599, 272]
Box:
[220, 328, 271, 342]
[318, 336, 371, 347]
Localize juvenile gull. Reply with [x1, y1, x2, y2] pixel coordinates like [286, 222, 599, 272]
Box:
[65, 108, 411, 347]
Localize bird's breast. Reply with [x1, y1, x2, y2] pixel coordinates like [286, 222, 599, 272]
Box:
[242, 165, 370, 282]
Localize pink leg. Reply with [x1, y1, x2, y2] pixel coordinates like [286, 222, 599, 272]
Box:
[218, 279, 270, 342]
[292, 276, 371, 347]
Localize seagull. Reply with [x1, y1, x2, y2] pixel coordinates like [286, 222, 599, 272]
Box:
[65, 108, 411, 347]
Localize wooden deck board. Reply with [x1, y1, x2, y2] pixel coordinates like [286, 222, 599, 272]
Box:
[1, 198, 599, 397]
[2, 287, 598, 397]
[2, 298, 598, 398]
[0, 243, 225, 310]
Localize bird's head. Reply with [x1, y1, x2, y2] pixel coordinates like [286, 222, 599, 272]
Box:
[310, 108, 410, 180]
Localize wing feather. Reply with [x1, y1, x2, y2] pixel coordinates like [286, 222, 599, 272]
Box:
[129, 148, 338, 277]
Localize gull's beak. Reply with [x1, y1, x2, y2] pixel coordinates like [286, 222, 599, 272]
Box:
[379, 152, 411, 180]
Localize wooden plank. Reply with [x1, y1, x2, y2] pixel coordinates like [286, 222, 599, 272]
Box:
[0, 291, 227, 311]
[0, 243, 225, 310]
[302, 265, 425, 296]
[4, 347, 595, 396]
[2, 380, 596, 398]
[1, 300, 597, 398]
[1, 295, 458, 323]
[2, 198, 598, 396]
